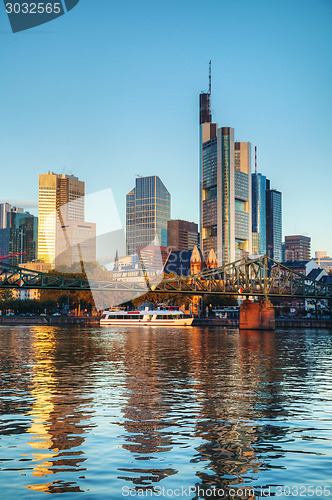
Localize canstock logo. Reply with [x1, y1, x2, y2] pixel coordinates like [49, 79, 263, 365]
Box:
[3, 0, 80, 33]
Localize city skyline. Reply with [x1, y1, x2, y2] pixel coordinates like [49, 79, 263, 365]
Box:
[0, 0, 331, 255]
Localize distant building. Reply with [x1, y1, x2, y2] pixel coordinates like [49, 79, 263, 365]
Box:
[281, 259, 318, 276]
[314, 251, 332, 272]
[136, 245, 169, 270]
[276, 259, 328, 316]
[0, 202, 11, 229]
[55, 221, 96, 270]
[0, 206, 38, 265]
[266, 179, 282, 262]
[284, 235, 311, 262]
[38, 172, 85, 266]
[167, 220, 198, 251]
[126, 175, 171, 256]
[251, 172, 266, 254]
[19, 260, 51, 273]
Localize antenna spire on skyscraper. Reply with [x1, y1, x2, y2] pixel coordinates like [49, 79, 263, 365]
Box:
[255, 146, 257, 174]
[209, 60, 212, 95]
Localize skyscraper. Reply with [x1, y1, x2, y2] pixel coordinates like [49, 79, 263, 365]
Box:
[266, 179, 282, 262]
[252, 171, 267, 254]
[0, 203, 11, 229]
[284, 235, 311, 262]
[126, 175, 171, 256]
[167, 219, 198, 251]
[38, 172, 85, 265]
[0, 206, 38, 265]
[200, 68, 252, 264]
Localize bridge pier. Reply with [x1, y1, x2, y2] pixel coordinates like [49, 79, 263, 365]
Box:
[239, 298, 275, 330]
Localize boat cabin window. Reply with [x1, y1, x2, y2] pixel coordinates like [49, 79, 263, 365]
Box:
[156, 314, 180, 319]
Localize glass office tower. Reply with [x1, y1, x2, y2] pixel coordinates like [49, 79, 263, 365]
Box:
[0, 208, 38, 265]
[126, 175, 171, 256]
[266, 179, 282, 262]
[252, 172, 267, 254]
[200, 77, 251, 265]
[201, 133, 218, 256]
[233, 141, 251, 261]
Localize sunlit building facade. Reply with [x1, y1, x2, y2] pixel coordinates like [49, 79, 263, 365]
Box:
[38, 172, 85, 266]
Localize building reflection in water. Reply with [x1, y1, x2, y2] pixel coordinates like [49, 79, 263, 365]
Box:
[23, 327, 94, 494]
[117, 330, 178, 490]
[187, 329, 285, 497]
[118, 327, 289, 497]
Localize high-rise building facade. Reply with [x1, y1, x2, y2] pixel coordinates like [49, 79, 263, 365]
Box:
[266, 179, 282, 262]
[167, 219, 198, 251]
[251, 172, 266, 254]
[233, 141, 252, 261]
[0, 206, 38, 265]
[126, 175, 171, 256]
[0, 203, 11, 229]
[200, 84, 251, 264]
[284, 235, 311, 262]
[38, 172, 85, 265]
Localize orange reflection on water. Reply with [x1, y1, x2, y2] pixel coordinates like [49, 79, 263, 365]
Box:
[25, 328, 59, 480]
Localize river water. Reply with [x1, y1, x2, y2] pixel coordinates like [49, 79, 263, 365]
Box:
[0, 326, 331, 499]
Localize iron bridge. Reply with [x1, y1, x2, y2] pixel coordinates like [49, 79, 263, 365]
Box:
[0, 255, 331, 300]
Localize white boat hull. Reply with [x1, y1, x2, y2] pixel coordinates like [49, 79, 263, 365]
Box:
[100, 318, 194, 327]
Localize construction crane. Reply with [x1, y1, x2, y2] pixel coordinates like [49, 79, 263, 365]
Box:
[0, 252, 27, 264]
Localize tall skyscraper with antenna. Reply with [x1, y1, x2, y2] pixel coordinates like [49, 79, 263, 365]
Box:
[199, 63, 252, 264]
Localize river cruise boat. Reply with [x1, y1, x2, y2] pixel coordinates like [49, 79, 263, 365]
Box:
[100, 307, 193, 326]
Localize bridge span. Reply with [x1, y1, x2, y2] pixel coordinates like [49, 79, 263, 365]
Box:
[0, 255, 331, 300]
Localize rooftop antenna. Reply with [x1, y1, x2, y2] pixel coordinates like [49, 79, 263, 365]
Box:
[255, 146, 257, 174]
[209, 60, 212, 95]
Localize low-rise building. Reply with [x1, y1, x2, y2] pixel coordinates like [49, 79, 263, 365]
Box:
[314, 251, 332, 272]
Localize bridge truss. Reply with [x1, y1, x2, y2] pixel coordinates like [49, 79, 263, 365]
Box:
[0, 255, 331, 299]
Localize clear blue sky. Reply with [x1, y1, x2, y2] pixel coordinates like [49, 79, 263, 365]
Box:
[1, 0, 331, 256]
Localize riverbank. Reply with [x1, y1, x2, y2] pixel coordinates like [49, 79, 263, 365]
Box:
[0, 316, 331, 329]
[0, 316, 100, 326]
[193, 318, 332, 328]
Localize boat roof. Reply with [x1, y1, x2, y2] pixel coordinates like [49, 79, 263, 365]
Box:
[103, 309, 183, 315]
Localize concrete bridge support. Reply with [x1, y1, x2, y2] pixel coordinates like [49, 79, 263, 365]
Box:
[239, 298, 275, 330]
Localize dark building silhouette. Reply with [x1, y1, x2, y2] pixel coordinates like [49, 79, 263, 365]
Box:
[266, 179, 282, 262]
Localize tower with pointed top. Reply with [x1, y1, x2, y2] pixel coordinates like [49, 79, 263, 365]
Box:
[190, 244, 202, 275]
